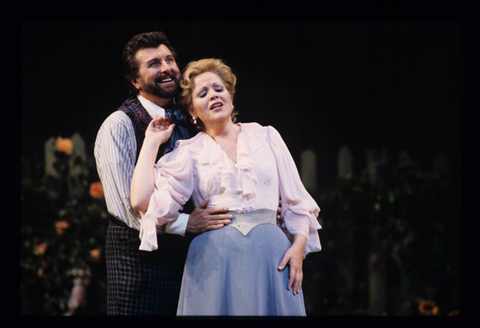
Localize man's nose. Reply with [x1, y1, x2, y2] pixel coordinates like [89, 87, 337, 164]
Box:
[160, 61, 171, 73]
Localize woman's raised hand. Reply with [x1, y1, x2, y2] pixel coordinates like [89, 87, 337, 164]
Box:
[145, 117, 176, 145]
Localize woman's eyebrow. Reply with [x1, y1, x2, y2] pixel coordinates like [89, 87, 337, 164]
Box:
[195, 85, 208, 96]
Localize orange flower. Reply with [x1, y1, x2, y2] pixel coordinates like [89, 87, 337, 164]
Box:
[37, 267, 47, 279]
[33, 242, 48, 256]
[90, 249, 102, 262]
[56, 137, 73, 155]
[418, 300, 439, 316]
[89, 182, 104, 199]
[55, 220, 70, 235]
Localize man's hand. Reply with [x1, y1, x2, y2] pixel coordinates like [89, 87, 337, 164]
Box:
[186, 198, 233, 234]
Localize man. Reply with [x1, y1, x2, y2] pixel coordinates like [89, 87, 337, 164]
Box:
[94, 31, 232, 315]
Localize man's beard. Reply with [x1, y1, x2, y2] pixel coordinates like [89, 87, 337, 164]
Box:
[140, 73, 180, 99]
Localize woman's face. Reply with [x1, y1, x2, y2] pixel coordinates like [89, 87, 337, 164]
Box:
[191, 71, 234, 128]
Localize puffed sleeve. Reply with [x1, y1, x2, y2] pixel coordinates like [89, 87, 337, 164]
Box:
[267, 126, 322, 256]
[139, 146, 194, 251]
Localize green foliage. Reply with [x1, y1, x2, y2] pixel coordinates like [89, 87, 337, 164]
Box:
[21, 137, 108, 315]
[303, 151, 460, 316]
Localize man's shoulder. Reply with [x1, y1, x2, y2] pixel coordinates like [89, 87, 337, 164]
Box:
[101, 110, 133, 128]
[95, 110, 135, 146]
[103, 96, 141, 122]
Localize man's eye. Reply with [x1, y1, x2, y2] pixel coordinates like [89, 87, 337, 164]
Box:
[149, 61, 159, 67]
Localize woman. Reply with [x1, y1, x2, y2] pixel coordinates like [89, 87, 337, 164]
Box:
[131, 58, 322, 316]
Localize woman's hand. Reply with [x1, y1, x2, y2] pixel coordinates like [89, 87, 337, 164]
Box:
[277, 234, 306, 295]
[145, 117, 175, 146]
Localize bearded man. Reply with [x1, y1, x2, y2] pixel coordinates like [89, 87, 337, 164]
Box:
[94, 31, 232, 315]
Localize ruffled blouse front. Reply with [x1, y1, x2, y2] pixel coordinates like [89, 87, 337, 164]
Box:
[139, 122, 322, 256]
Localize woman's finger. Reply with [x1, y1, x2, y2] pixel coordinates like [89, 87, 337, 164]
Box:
[277, 252, 290, 272]
[293, 271, 303, 295]
[288, 266, 296, 291]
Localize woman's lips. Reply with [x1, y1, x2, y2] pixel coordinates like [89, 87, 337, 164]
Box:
[210, 102, 223, 111]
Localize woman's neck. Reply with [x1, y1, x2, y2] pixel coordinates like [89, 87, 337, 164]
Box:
[205, 120, 239, 141]
[206, 120, 240, 163]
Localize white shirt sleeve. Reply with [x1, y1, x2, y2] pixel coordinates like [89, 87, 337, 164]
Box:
[165, 213, 189, 236]
[95, 111, 191, 237]
[94, 111, 141, 230]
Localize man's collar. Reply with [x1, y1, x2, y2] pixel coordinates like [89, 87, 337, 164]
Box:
[137, 94, 166, 119]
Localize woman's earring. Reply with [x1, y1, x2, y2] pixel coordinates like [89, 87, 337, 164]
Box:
[192, 117, 197, 125]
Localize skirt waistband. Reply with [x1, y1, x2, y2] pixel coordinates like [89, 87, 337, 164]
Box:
[227, 209, 277, 236]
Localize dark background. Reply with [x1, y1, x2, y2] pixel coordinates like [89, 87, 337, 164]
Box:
[21, 20, 463, 316]
[22, 20, 462, 189]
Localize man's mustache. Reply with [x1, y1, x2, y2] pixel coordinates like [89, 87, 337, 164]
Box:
[155, 73, 178, 83]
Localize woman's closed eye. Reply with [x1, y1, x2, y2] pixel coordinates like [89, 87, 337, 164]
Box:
[197, 83, 225, 98]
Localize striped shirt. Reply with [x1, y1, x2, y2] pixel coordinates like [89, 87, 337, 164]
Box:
[94, 95, 189, 235]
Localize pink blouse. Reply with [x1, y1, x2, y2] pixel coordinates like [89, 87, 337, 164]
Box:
[139, 122, 322, 256]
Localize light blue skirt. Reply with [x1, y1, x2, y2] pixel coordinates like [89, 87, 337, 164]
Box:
[177, 210, 306, 316]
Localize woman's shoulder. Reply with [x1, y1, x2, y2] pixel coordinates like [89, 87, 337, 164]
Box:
[240, 122, 280, 138]
[239, 122, 271, 134]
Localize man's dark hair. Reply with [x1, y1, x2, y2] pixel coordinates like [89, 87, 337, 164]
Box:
[122, 31, 179, 94]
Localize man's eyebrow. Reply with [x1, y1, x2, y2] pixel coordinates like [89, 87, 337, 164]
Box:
[146, 57, 160, 65]
[145, 54, 174, 65]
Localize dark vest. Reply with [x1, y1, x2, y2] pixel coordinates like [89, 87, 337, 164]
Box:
[118, 96, 192, 162]
[117, 96, 195, 219]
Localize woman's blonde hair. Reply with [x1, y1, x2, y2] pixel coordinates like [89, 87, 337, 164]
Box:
[179, 58, 238, 131]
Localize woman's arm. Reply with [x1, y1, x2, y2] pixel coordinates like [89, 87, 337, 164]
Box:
[267, 125, 322, 295]
[267, 125, 322, 255]
[130, 117, 175, 213]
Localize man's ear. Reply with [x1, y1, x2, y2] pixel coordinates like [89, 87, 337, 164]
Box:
[130, 78, 141, 92]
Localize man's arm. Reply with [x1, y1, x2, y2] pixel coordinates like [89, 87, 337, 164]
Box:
[94, 111, 141, 229]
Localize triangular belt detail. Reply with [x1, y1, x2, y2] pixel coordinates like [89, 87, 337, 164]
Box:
[227, 209, 277, 236]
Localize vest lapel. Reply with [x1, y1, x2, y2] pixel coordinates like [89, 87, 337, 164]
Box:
[118, 97, 191, 162]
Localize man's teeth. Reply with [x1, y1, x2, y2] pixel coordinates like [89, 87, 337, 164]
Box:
[161, 78, 172, 82]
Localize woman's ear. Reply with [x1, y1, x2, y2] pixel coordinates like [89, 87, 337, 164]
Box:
[188, 107, 195, 118]
[188, 108, 197, 125]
